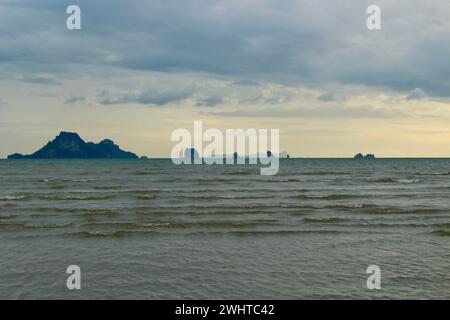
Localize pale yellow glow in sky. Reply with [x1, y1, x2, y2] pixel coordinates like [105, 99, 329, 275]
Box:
[1, 74, 450, 159]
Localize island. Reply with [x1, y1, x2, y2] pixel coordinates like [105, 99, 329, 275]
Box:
[184, 148, 200, 163]
[354, 153, 376, 160]
[278, 151, 290, 159]
[7, 131, 139, 159]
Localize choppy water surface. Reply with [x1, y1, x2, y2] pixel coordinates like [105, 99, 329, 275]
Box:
[0, 159, 449, 299]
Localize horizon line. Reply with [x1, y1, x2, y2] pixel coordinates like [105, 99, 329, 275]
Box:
[3, 156, 450, 160]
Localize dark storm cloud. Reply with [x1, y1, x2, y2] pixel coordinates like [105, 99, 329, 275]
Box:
[1, 0, 450, 96]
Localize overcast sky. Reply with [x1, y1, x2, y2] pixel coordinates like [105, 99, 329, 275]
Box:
[1, 0, 450, 157]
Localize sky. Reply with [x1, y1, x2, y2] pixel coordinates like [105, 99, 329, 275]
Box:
[1, 0, 450, 158]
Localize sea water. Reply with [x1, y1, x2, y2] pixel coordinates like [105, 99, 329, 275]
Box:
[0, 159, 449, 299]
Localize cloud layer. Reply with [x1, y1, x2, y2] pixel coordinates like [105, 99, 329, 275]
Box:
[1, 0, 450, 97]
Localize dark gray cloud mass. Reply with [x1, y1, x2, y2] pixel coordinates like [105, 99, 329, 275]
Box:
[1, 0, 450, 96]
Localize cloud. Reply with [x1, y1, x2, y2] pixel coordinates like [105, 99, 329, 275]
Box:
[406, 88, 427, 100]
[19, 75, 60, 85]
[206, 105, 404, 119]
[64, 96, 86, 105]
[238, 84, 297, 105]
[317, 92, 346, 102]
[98, 88, 193, 106]
[195, 95, 225, 107]
[232, 80, 260, 86]
[1, 1, 450, 97]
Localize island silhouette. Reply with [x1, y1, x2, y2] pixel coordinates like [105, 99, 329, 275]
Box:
[7, 131, 139, 159]
[354, 153, 376, 160]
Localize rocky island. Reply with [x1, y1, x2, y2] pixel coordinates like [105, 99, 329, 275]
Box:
[7, 131, 139, 159]
[354, 153, 376, 160]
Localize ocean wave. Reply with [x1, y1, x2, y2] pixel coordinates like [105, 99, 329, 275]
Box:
[227, 229, 346, 236]
[395, 179, 422, 184]
[341, 222, 431, 228]
[22, 223, 73, 229]
[373, 178, 421, 184]
[0, 195, 26, 201]
[0, 222, 73, 230]
[290, 203, 420, 213]
[136, 194, 159, 200]
[159, 188, 289, 194]
[303, 217, 348, 223]
[0, 214, 16, 220]
[41, 194, 115, 201]
[30, 213, 58, 218]
[417, 172, 450, 176]
[39, 178, 93, 183]
[352, 207, 445, 215]
[432, 223, 450, 228]
[250, 178, 303, 183]
[289, 194, 356, 200]
[15, 206, 119, 216]
[175, 194, 276, 200]
[134, 203, 375, 212]
[28, 206, 119, 215]
[68, 231, 136, 238]
[223, 171, 258, 176]
[301, 172, 349, 176]
[80, 222, 169, 229]
[80, 219, 276, 229]
[70, 179, 93, 182]
[134, 170, 156, 176]
[431, 230, 450, 237]
[82, 207, 118, 215]
[175, 220, 278, 228]
[304, 203, 371, 210]
[122, 189, 162, 195]
[169, 178, 303, 184]
[93, 185, 123, 190]
[133, 207, 284, 216]
[0, 223, 25, 230]
[135, 203, 283, 211]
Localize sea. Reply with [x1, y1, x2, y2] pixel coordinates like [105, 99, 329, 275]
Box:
[0, 159, 449, 299]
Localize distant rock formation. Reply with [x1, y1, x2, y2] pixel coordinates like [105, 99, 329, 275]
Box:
[354, 153, 376, 160]
[7, 131, 139, 159]
[278, 151, 290, 159]
[139, 156, 150, 160]
[184, 148, 200, 163]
